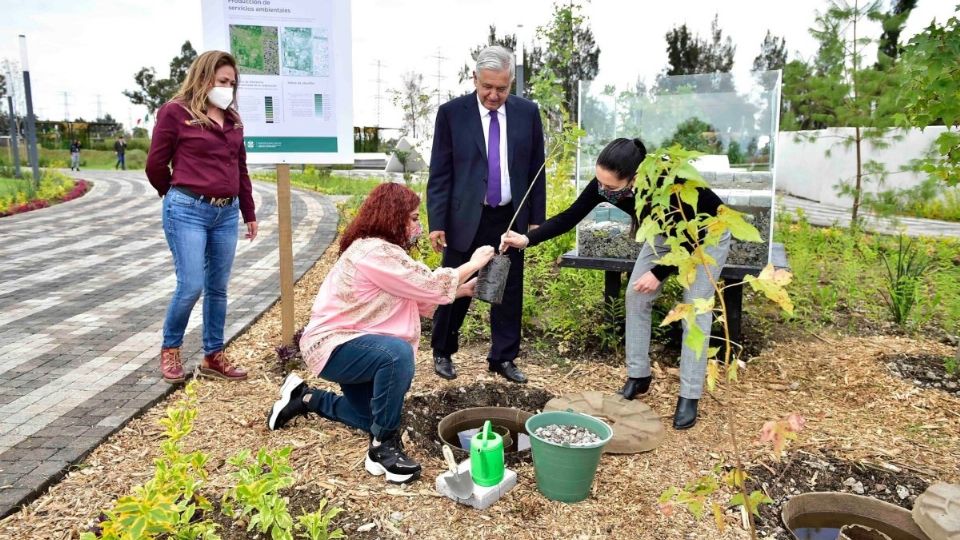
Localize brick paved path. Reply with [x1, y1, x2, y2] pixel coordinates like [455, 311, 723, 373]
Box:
[0, 171, 337, 517]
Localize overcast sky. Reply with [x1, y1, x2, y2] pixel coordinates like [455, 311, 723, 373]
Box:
[0, 0, 954, 131]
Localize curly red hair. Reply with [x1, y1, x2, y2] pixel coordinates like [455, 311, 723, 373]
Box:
[339, 183, 421, 254]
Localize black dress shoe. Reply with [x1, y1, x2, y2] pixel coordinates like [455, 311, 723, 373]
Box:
[620, 376, 652, 400]
[673, 397, 699, 430]
[488, 361, 527, 384]
[434, 355, 457, 380]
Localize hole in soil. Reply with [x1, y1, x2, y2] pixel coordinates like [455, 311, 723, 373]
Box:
[453, 424, 529, 452]
[882, 352, 959, 397]
[403, 383, 554, 465]
[749, 450, 930, 539]
[787, 510, 925, 540]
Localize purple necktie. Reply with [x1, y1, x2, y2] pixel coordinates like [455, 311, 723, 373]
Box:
[486, 111, 501, 207]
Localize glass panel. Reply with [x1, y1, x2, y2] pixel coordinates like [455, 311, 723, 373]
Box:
[575, 70, 782, 267]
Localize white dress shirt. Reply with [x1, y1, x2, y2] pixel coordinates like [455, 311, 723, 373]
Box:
[477, 96, 511, 206]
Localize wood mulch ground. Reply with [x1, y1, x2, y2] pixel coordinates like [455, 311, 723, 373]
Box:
[1, 233, 958, 540]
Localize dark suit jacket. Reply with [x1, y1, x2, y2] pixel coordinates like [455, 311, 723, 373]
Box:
[427, 92, 546, 253]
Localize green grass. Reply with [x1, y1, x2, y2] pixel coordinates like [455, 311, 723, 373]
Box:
[0, 176, 35, 200]
[863, 179, 960, 222]
[258, 172, 960, 355]
[252, 168, 391, 197]
[0, 170, 82, 214]
[774, 208, 960, 335]
[1, 147, 144, 170]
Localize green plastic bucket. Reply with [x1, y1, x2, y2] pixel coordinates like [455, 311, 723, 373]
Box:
[525, 410, 613, 503]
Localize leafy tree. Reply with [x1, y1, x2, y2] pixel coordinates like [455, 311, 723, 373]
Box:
[781, 4, 856, 131]
[465, 2, 599, 121]
[0, 73, 6, 98]
[663, 117, 722, 154]
[529, 1, 599, 122]
[726, 139, 744, 165]
[752, 30, 787, 71]
[797, 0, 899, 222]
[663, 14, 735, 76]
[458, 25, 520, 86]
[457, 25, 545, 99]
[781, 60, 825, 130]
[876, 0, 918, 68]
[390, 71, 434, 139]
[123, 41, 197, 114]
[96, 113, 117, 124]
[896, 10, 960, 187]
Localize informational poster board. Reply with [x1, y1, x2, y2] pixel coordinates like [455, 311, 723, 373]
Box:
[201, 0, 353, 165]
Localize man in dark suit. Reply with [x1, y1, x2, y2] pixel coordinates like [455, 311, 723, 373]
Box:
[427, 46, 546, 384]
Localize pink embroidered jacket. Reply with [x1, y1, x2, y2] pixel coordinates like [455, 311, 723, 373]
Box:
[300, 237, 459, 375]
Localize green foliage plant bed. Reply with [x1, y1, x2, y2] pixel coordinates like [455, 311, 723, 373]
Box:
[81, 382, 346, 540]
[0, 172, 91, 217]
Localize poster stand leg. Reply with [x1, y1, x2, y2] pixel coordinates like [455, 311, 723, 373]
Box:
[277, 163, 296, 346]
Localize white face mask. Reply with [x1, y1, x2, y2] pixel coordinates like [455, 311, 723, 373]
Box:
[207, 86, 234, 110]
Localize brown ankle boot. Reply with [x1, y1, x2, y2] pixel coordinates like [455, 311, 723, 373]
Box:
[200, 350, 247, 381]
[160, 347, 185, 383]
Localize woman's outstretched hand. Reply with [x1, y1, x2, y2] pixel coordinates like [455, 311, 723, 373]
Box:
[457, 277, 478, 298]
[499, 231, 529, 252]
[470, 245, 496, 266]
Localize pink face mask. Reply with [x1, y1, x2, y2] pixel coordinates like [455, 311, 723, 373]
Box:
[407, 221, 423, 248]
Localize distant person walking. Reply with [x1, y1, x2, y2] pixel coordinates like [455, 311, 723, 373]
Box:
[114, 135, 127, 170]
[69, 139, 81, 171]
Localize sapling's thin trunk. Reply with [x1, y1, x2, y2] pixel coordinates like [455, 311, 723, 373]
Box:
[503, 138, 565, 235]
[676, 204, 759, 539]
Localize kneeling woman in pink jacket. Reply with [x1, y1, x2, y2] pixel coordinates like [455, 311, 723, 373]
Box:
[267, 183, 494, 484]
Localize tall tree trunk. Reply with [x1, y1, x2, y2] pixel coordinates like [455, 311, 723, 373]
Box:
[853, 126, 862, 223]
[851, 0, 862, 223]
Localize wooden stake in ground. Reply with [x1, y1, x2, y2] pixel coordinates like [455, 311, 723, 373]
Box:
[277, 163, 295, 346]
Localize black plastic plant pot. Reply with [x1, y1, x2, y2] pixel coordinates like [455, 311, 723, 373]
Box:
[475, 254, 511, 304]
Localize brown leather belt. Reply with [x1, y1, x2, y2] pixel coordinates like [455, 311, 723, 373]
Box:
[172, 185, 235, 207]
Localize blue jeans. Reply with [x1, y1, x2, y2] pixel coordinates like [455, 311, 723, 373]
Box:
[116, 153, 125, 170]
[161, 188, 240, 354]
[306, 334, 415, 439]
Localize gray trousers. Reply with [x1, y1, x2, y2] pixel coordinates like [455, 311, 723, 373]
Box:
[625, 232, 730, 399]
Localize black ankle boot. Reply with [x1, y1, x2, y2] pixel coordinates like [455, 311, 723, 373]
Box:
[673, 397, 699, 430]
[620, 376, 652, 400]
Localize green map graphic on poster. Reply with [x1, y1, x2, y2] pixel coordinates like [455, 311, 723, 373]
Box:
[229, 25, 279, 75]
[281, 27, 330, 77]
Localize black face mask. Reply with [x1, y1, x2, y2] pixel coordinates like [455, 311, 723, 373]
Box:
[598, 183, 634, 204]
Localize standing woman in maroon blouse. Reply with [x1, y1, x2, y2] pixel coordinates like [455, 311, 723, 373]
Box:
[146, 50, 256, 384]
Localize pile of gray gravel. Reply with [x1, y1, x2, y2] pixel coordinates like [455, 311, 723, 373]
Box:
[534, 424, 602, 446]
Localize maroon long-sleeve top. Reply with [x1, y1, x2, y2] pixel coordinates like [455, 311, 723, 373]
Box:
[146, 101, 256, 223]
